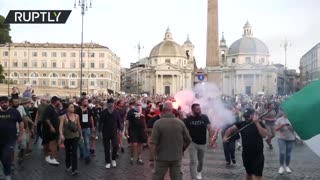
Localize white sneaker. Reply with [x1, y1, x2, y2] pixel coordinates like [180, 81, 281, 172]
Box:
[285, 166, 292, 173]
[278, 166, 284, 174]
[49, 159, 60, 165]
[105, 163, 111, 169]
[45, 156, 51, 163]
[112, 160, 117, 167]
[196, 172, 202, 179]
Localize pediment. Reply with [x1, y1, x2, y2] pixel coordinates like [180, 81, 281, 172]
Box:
[154, 63, 179, 71]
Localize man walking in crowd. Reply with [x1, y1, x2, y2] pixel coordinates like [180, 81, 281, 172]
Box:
[275, 111, 295, 174]
[115, 99, 127, 153]
[184, 103, 216, 180]
[76, 98, 95, 164]
[99, 98, 121, 169]
[0, 96, 24, 180]
[262, 102, 277, 149]
[34, 97, 49, 144]
[223, 108, 268, 180]
[126, 101, 147, 165]
[150, 101, 192, 180]
[43, 96, 61, 165]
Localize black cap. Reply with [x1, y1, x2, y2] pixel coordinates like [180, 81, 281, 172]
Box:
[107, 98, 114, 104]
[243, 108, 255, 118]
[81, 92, 87, 96]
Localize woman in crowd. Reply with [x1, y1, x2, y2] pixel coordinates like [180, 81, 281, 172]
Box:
[59, 103, 83, 176]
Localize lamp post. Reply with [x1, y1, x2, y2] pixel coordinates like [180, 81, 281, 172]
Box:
[281, 38, 291, 95]
[134, 41, 143, 94]
[74, 0, 92, 96]
[5, 43, 11, 96]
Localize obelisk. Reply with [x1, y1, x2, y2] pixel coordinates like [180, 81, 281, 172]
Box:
[206, 0, 223, 87]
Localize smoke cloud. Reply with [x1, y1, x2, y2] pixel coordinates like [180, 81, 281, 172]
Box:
[174, 83, 234, 129]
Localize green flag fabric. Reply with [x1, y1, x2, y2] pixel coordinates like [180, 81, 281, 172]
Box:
[281, 80, 320, 141]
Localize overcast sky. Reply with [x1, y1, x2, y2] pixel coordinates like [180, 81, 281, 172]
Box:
[1, 0, 320, 71]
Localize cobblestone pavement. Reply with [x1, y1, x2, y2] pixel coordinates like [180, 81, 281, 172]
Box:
[2, 138, 320, 180]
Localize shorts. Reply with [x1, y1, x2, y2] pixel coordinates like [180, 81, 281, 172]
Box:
[265, 122, 275, 137]
[42, 125, 59, 144]
[242, 152, 264, 176]
[128, 129, 147, 144]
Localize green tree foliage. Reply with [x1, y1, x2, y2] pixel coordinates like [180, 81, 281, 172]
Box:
[0, 15, 12, 44]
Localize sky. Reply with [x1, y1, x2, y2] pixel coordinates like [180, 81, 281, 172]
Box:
[1, 0, 320, 71]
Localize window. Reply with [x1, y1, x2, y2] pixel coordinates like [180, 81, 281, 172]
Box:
[61, 52, 66, 57]
[99, 62, 104, 68]
[42, 52, 47, 57]
[23, 62, 28, 67]
[99, 53, 104, 58]
[51, 81, 57, 86]
[62, 74, 66, 77]
[70, 61, 76, 68]
[42, 80, 46, 86]
[81, 52, 86, 57]
[245, 57, 251, 63]
[90, 53, 95, 57]
[42, 61, 47, 68]
[71, 80, 76, 86]
[13, 62, 18, 67]
[61, 80, 66, 86]
[100, 74, 104, 77]
[165, 59, 171, 63]
[32, 52, 37, 57]
[3, 61, 7, 67]
[43, 73, 47, 77]
[232, 58, 236, 63]
[32, 61, 37, 68]
[90, 81, 95, 86]
[260, 58, 265, 63]
[32, 80, 37, 85]
[100, 81, 103, 86]
[90, 62, 95, 68]
[51, 52, 57, 57]
[3, 51, 8, 56]
[23, 73, 27, 77]
[71, 52, 76, 57]
[52, 62, 57, 68]
[14, 51, 17, 56]
[23, 80, 27, 85]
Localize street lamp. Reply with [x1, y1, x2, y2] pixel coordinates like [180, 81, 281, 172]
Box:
[74, 0, 92, 96]
[281, 38, 291, 95]
[4, 43, 11, 96]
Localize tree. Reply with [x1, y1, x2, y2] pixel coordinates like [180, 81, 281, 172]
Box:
[0, 15, 12, 44]
[0, 64, 5, 83]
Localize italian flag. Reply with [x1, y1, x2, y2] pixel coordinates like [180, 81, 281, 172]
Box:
[281, 80, 320, 157]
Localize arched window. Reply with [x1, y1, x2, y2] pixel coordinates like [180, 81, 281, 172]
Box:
[49, 72, 59, 78]
[30, 72, 39, 78]
[88, 73, 97, 78]
[68, 73, 78, 78]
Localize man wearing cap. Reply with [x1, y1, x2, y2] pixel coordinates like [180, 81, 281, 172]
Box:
[99, 98, 121, 169]
[223, 108, 268, 180]
[34, 97, 49, 144]
[43, 96, 61, 165]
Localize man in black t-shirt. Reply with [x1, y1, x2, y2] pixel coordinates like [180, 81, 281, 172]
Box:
[223, 108, 268, 180]
[0, 96, 24, 180]
[184, 103, 216, 180]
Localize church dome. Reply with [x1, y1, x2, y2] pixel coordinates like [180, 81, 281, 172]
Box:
[149, 28, 186, 58]
[228, 21, 270, 56]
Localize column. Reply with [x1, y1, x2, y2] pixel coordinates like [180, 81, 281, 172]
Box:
[160, 75, 163, 95]
[253, 74, 256, 94]
[172, 75, 175, 94]
[156, 74, 159, 94]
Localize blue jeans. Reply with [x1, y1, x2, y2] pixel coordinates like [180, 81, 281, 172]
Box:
[278, 138, 294, 166]
[79, 128, 91, 159]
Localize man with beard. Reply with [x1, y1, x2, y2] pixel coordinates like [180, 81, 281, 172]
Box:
[125, 101, 147, 165]
[43, 96, 61, 165]
[223, 108, 268, 180]
[184, 103, 216, 180]
[76, 98, 95, 164]
[99, 99, 121, 169]
[0, 96, 24, 180]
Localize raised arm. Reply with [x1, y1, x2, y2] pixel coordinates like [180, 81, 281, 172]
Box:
[223, 125, 238, 143]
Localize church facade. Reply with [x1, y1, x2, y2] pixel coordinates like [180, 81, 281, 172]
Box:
[213, 21, 278, 96]
[122, 28, 195, 95]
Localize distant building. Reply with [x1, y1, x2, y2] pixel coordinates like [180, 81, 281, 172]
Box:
[123, 28, 195, 95]
[0, 42, 121, 95]
[274, 64, 300, 95]
[300, 43, 320, 87]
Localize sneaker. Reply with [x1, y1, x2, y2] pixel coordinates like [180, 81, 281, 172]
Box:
[196, 172, 202, 179]
[278, 166, 284, 174]
[232, 160, 236, 164]
[65, 166, 72, 172]
[112, 160, 117, 167]
[137, 159, 144, 165]
[105, 163, 111, 169]
[49, 159, 60, 165]
[71, 170, 79, 176]
[95, 136, 99, 140]
[285, 166, 292, 173]
[226, 161, 231, 166]
[45, 156, 51, 163]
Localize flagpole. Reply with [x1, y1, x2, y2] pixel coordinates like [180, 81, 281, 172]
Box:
[226, 110, 271, 141]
